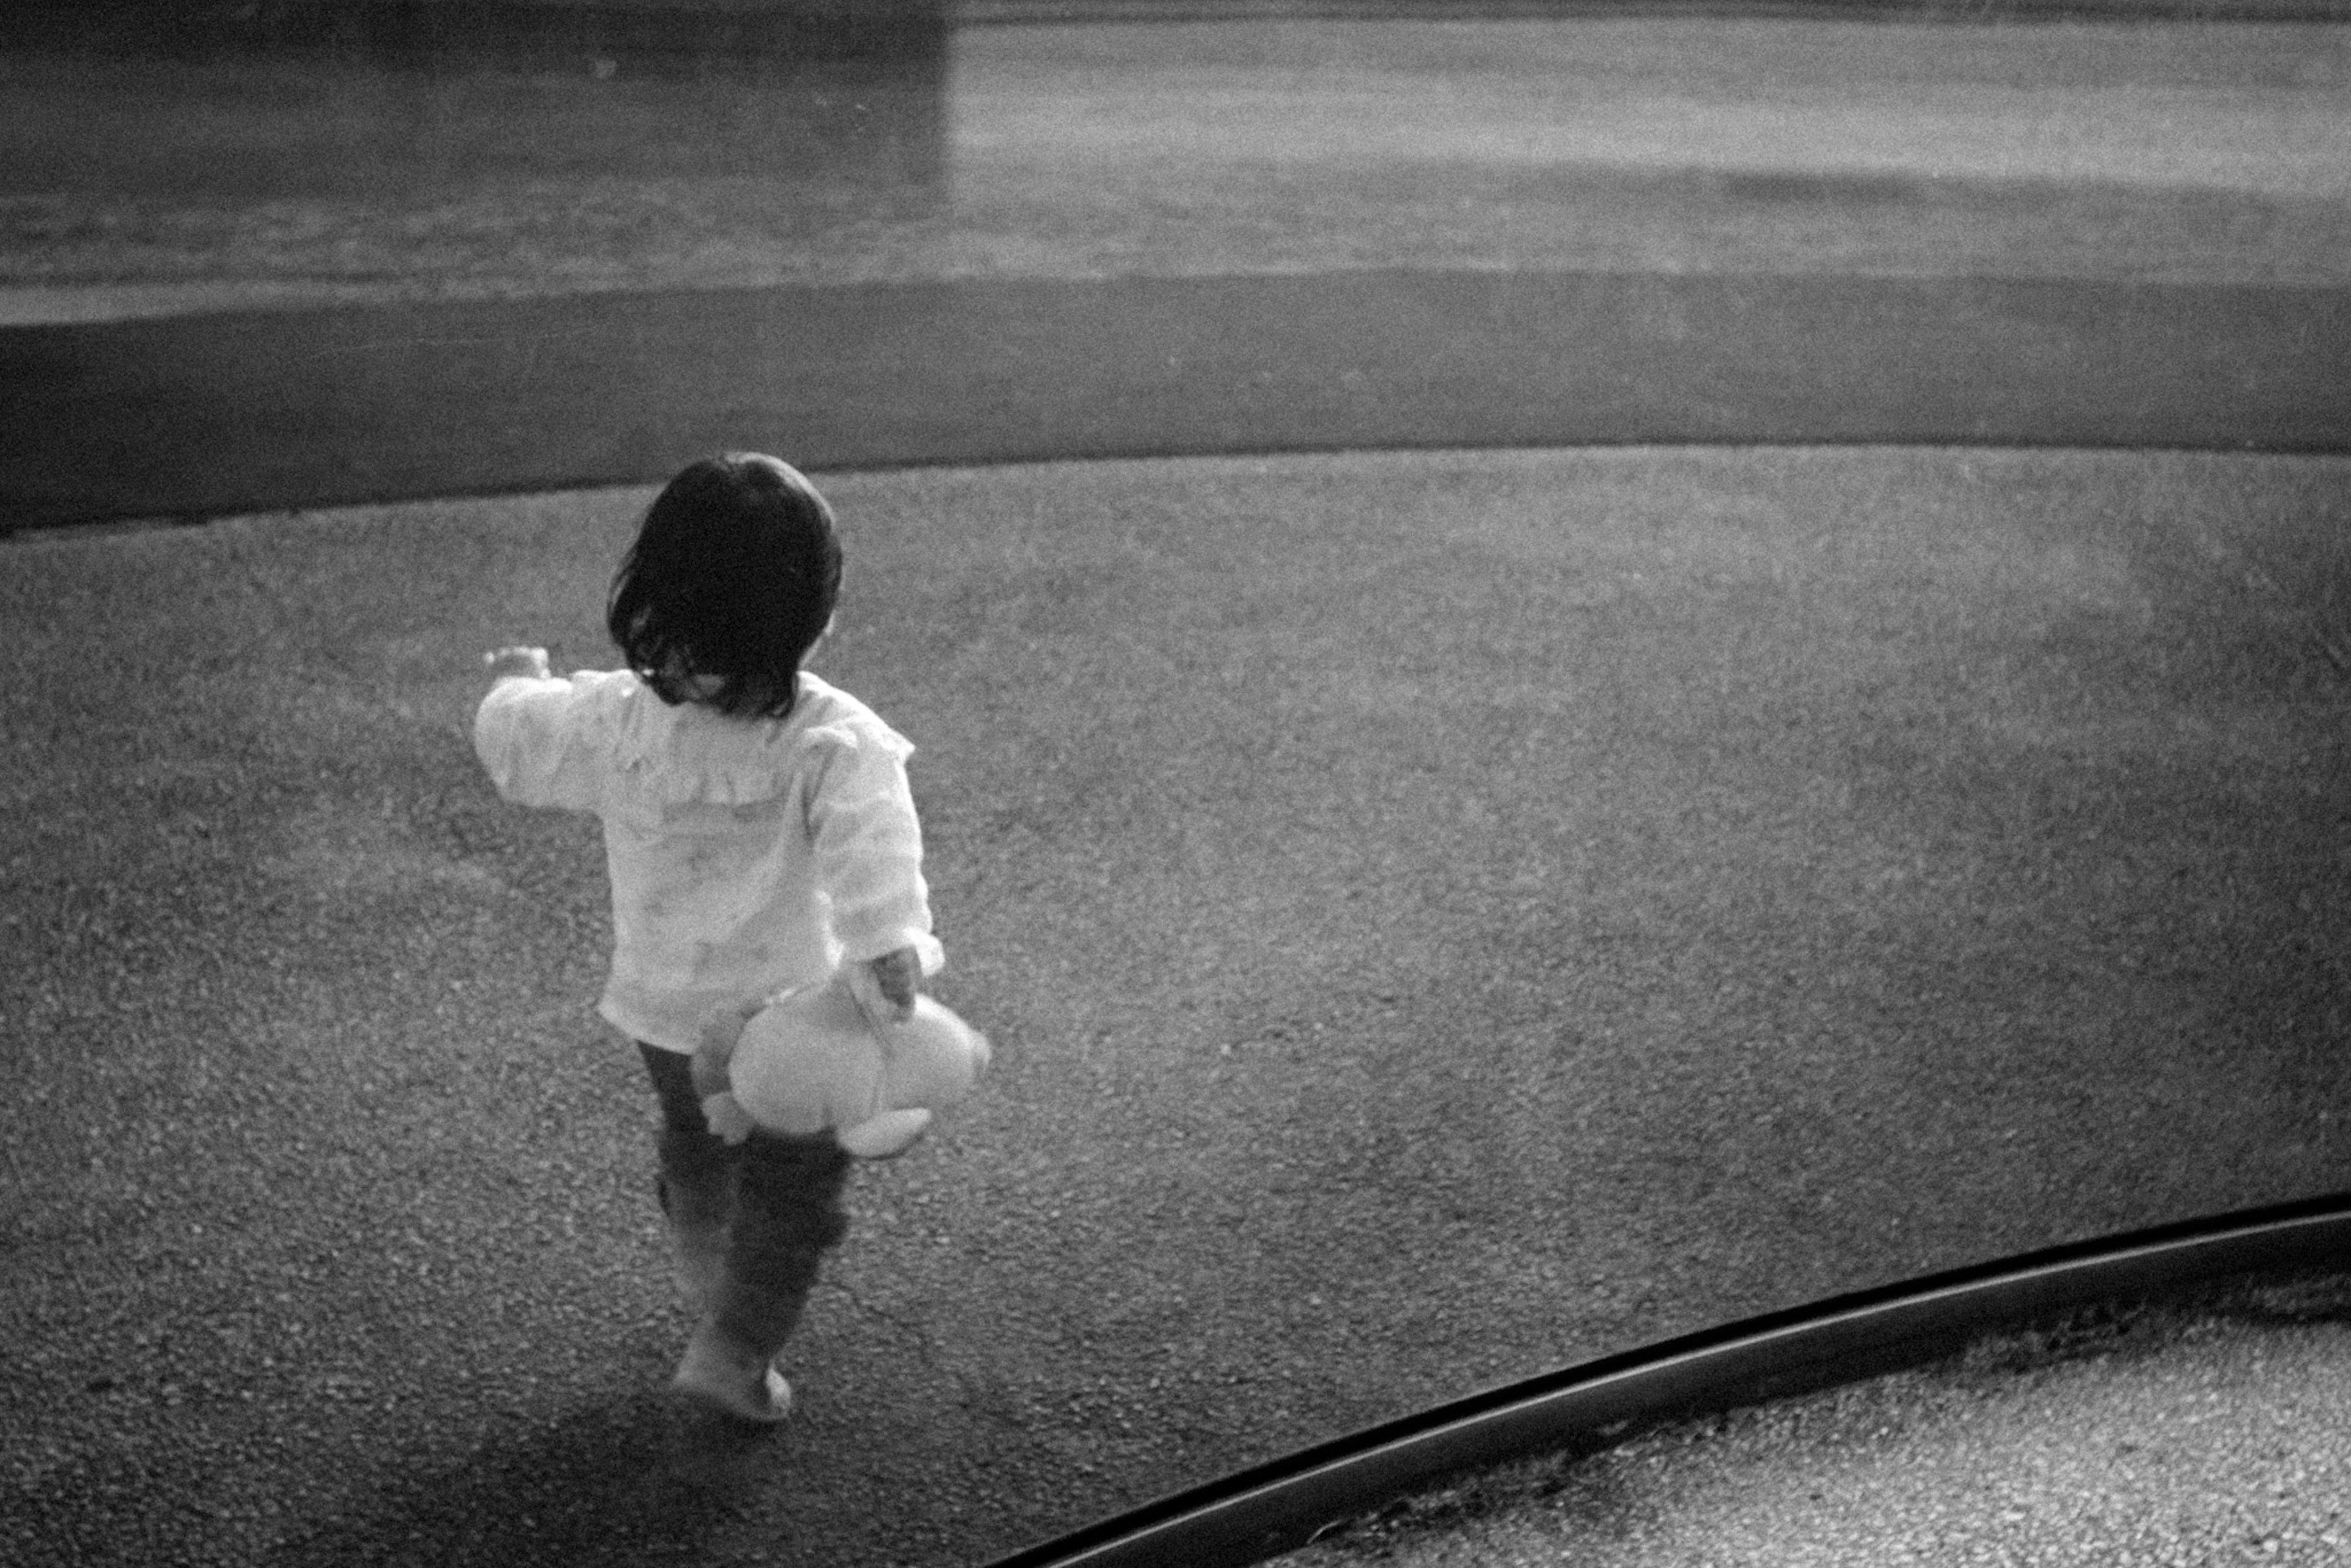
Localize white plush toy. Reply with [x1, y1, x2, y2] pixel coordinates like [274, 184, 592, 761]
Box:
[694, 971, 991, 1158]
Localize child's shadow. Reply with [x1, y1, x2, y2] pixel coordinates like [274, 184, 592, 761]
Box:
[271, 1397, 778, 1567]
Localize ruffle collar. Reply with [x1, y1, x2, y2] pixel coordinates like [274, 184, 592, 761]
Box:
[603, 671, 887, 807]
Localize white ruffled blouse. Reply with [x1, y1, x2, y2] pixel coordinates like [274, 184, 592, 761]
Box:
[474, 668, 943, 1052]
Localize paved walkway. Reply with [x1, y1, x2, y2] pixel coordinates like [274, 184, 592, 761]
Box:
[6, 446, 2346, 1566]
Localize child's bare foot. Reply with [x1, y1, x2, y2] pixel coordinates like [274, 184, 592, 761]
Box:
[670, 1321, 792, 1425]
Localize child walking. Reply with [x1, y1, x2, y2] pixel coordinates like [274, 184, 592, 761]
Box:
[474, 452, 943, 1424]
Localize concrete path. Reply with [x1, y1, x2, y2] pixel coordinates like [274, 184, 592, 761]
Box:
[1279, 1274, 2351, 1567]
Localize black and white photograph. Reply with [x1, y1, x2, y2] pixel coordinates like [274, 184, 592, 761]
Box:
[2, 1, 2347, 1563]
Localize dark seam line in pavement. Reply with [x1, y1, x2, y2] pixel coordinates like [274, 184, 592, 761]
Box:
[287, 331, 624, 359]
[984, 1191, 2351, 1568]
[6, 270, 2347, 529]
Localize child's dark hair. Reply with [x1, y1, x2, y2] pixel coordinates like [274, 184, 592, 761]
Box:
[607, 454, 844, 719]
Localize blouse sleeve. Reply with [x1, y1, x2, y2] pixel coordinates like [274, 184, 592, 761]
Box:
[802, 721, 945, 973]
[473, 673, 612, 814]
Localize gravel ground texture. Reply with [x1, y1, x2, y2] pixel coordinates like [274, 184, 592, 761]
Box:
[1279, 1272, 2351, 1568]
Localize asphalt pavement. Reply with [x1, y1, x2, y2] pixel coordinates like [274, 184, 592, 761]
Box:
[5, 444, 2347, 1566]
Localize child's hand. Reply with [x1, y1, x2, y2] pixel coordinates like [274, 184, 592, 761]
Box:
[850, 947, 921, 1022]
[482, 646, 552, 681]
[701, 1090, 756, 1146]
[692, 997, 761, 1101]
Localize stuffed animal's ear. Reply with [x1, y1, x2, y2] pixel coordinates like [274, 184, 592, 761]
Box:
[879, 999, 991, 1112]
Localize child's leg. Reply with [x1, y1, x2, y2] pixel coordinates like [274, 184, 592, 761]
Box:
[669, 1131, 849, 1422]
[711, 1131, 852, 1364]
[639, 1043, 735, 1312]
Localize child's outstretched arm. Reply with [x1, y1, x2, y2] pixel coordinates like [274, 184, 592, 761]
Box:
[483, 645, 552, 683]
[473, 648, 609, 812]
